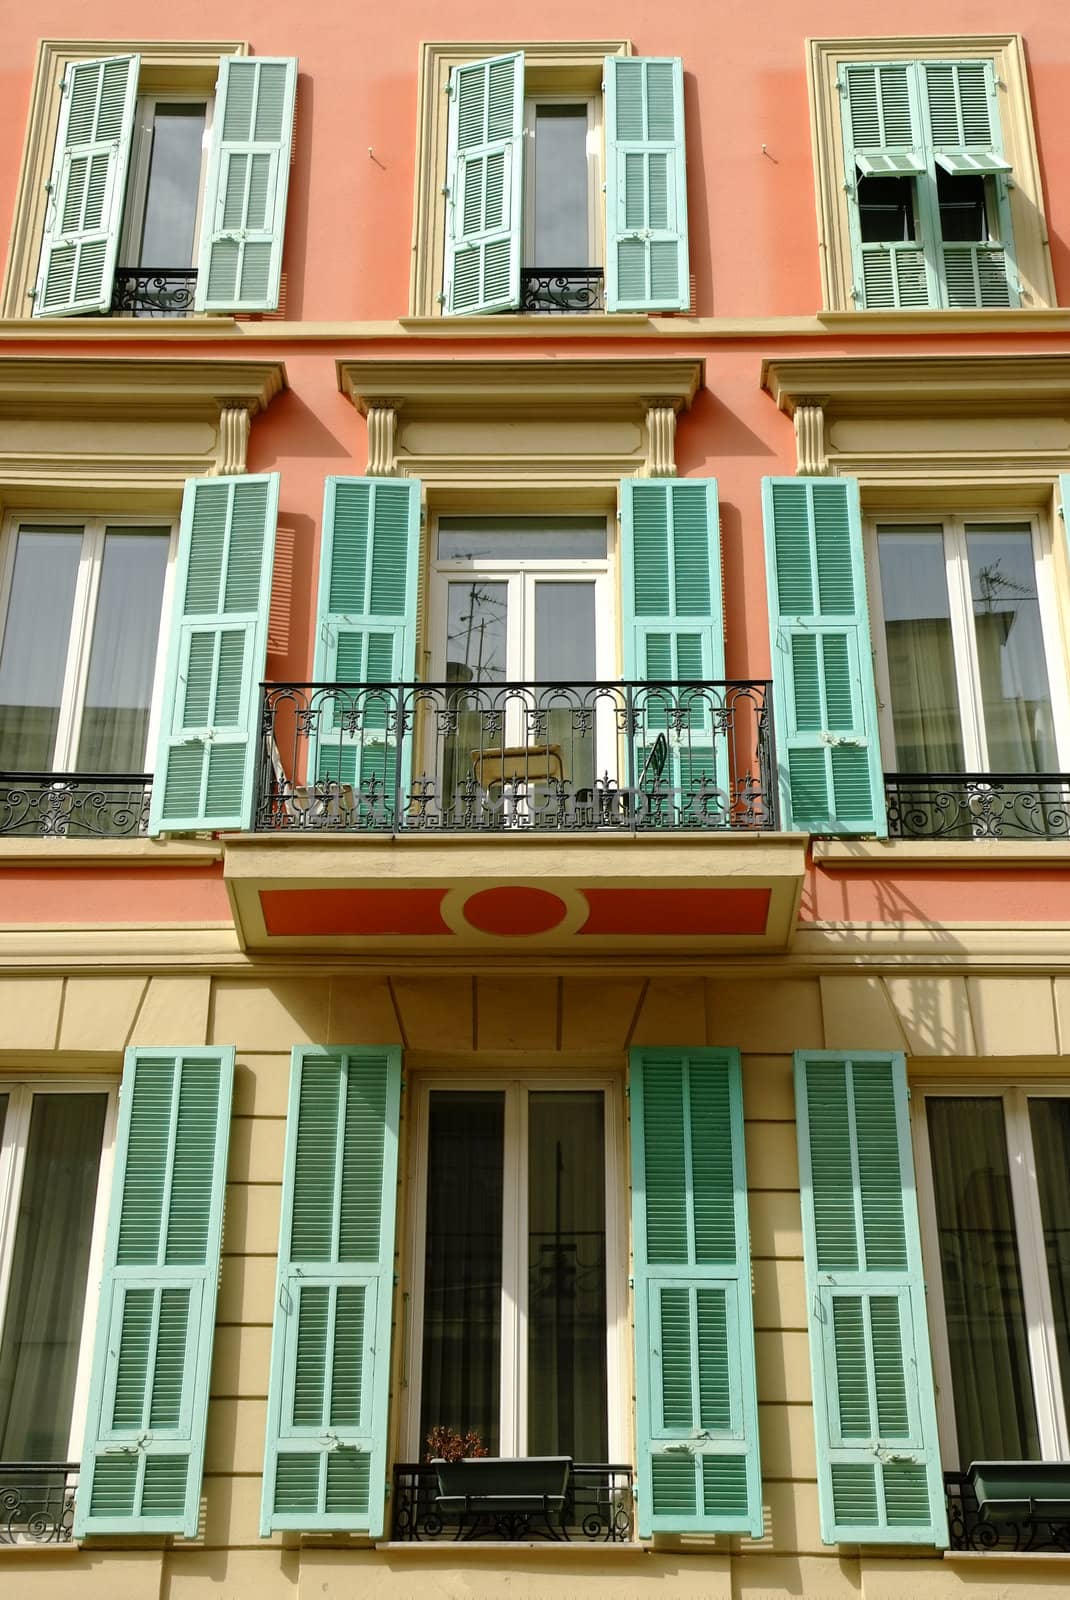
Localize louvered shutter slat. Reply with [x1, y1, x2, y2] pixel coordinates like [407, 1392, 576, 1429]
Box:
[262, 1047, 402, 1536]
[149, 474, 278, 834]
[75, 1048, 234, 1537]
[795, 1051, 947, 1546]
[630, 1049, 762, 1537]
[604, 57, 690, 311]
[443, 53, 523, 315]
[762, 477, 885, 834]
[195, 57, 297, 312]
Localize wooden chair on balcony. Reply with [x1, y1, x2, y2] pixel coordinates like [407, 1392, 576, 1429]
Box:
[470, 743, 564, 826]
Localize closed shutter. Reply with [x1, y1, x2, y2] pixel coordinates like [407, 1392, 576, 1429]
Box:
[604, 57, 690, 312]
[443, 53, 523, 315]
[762, 476, 886, 835]
[795, 1051, 947, 1546]
[149, 473, 279, 834]
[620, 479, 724, 821]
[839, 63, 933, 310]
[33, 55, 139, 317]
[261, 1047, 402, 1536]
[921, 60, 1017, 308]
[74, 1047, 235, 1537]
[630, 1049, 762, 1537]
[309, 477, 421, 827]
[195, 57, 298, 313]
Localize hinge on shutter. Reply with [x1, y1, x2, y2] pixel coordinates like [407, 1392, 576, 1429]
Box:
[58, 76, 68, 93]
[850, 284, 862, 303]
[437, 292, 446, 306]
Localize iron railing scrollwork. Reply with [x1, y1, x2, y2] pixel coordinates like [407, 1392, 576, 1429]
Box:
[885, 773, 1070, 840]
[391, 1461, 634, 1542]
[0, 773, 152, 838]
[255, 678, 777, 836]
[519, 268, 604, 314]
[110, 268, 198, 318]
[0, 1464, 77, 1544]
[944, 1471, 1070, 1553]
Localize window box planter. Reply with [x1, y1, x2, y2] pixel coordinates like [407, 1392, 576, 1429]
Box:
[968, 1461, 1070, 1522]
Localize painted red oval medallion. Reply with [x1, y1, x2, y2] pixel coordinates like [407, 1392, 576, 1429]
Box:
[462, 886, 568, 935]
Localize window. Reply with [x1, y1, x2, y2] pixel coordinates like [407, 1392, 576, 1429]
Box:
[413, 43, 690, 317]
[402, 1074, 628, 1462]
[917, 1086, 1070, 1466]
[3, 43, 296, 319]
[0, 1083, 114, 1477]
[807, 35, 1055, 313]
[0, 514, 175, 775]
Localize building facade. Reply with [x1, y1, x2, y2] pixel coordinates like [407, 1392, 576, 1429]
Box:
[0, 3, 1069, 1597]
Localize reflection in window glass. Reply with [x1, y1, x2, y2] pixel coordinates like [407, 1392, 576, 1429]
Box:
[0, 529, 81, 770]
[966, 525, 1057, 773]
[876, 527, 964, 770]
[530, 105, 589, 266]
[76, 530, 170, 773]
[137, 104, 207, 266]
[438, 518, 607, 562]
[445, 581, 508, 684]
[1028, 1100, 1070, 1435]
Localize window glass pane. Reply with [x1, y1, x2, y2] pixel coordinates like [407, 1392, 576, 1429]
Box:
[438, 518, 607, 561]
[445, 580, 508, 685]
[528, 1091, 607, 1459]
[965, 525, 1057, 772]
[75, 529, 169, 773]
[858, 175, 916, 242]
[534, 583, 597, 684]
[0, 528, 82, 770]
[1027, 1099, 1070, 1432]
[420, 1091, 504, 1455]
[937, 168, 989, 243]
[530, 105, 589, 266]
[927, 1097, 1040, 1464]
[138, 103, 206, 266]
[0, 1093, 108, 1460]
[877, 526, 965, 769]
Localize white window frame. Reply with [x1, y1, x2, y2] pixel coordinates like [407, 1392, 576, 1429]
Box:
[864, 509, 1070, 773]
[400, 1070, 630, 1464]
[912, 1080, 1070, 1467]
[0, 511, 179, 774]
[521, 92, 602, 270]
[119, 93, 214, 270]
[0, 1078, 118, 1465]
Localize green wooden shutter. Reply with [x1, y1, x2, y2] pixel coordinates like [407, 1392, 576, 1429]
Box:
[604, 57, 690, 312]
[443, 53, 523, 315]
[920, 60, 1017, 308]
[620, 479, 724, 822]
[33, 55, 139, 317]
[74, 1047, 234, 1537]
[762, 476, 886, 835]
[839, 63, 934, 310]
[309, 477, 421, 827]
[195, 57, 297, 313]
[630, 1049, 762, 1538]
[149, 473, 279, 834]
[261, 1047, 402, 1536]
[794, 1051, 947, 1546]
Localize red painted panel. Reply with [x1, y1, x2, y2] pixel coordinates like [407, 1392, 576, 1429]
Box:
[260, 886, 451, 935]
[0, 866, 230, 924]
[462, 886, 568, 935]
[579, 887, 770, 935]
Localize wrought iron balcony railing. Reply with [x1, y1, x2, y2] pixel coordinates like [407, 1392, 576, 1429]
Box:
[885, 773, 1070, 840]
[256, 679, 777, 835]
[0, 773, 152, 838]
[110, 267, 198, 317]
[945, 1470, 1070, 1553]
[519, 268, 604, 313]
[392, 1461, 634, 1541]
[0, 1463, 77, 1544]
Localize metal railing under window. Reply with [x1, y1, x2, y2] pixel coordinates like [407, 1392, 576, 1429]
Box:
[519, 268, 604, 313]
[110, 268, 198, 318]
[885, 773, 1070, 840]
[945, 1470, 1070, 1553]
[0, 1463, 77, 1544]
[255, 678, 777, 836]
[0, 773, 152, 838]
[391, 1461, 634, 1542]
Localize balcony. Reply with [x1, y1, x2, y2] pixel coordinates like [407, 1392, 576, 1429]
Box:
[0, 773, 151, 838]
[885, 774, 1070, 840]
[110, 268, 198, 318]
[391, 1461, 633, 1542]
[519, 268, 604, 314]
[0, 1463, 77, 1544]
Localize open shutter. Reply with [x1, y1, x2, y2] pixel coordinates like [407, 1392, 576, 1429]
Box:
[443, 53, 523, 315]
[839, 63, 933, 310]
[762, 476, 886, 835]
[261, 1047, 402, 1536]
[33, 55, 139, 317]
[308, 477, 421, 827]
[621, 479, 724, 822]
[630, 1049, 762, 1537]
[604, 57, 690, 312]
[149, 473, 279, 834]
[195, 57, 297, 312]
[75, 1047, 234, 1537]
[921, 61, 1016, 308]
[795, 1051, 947, 1546]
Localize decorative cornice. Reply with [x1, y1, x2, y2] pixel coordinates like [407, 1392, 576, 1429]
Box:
[763, 353, 1070, 417]
[339, 358, 702, 415]
[0, 357, 286, 417]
